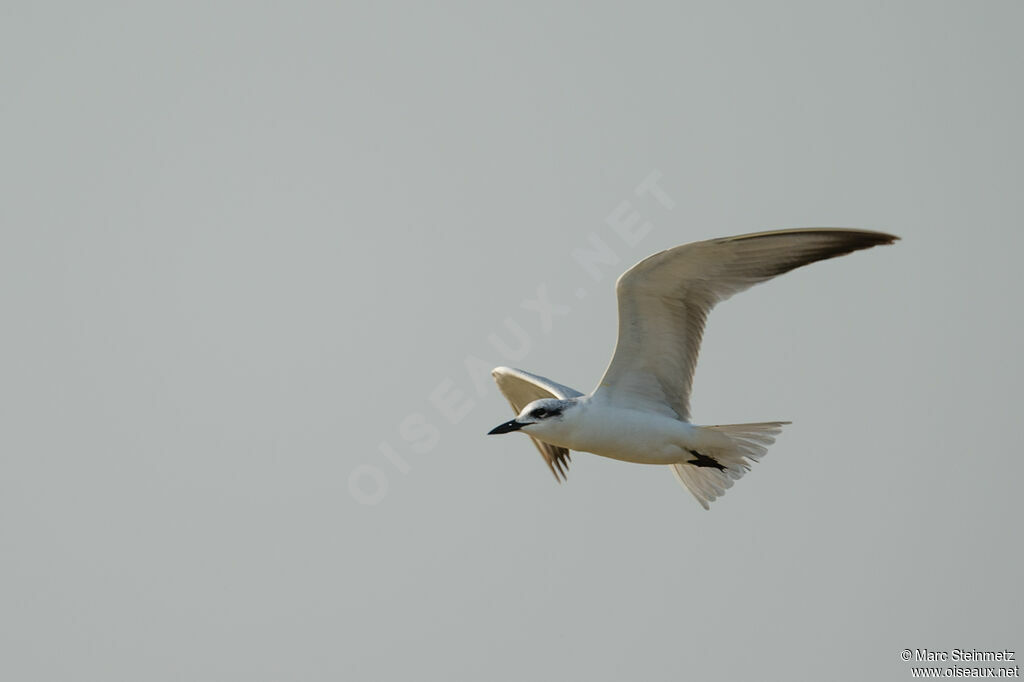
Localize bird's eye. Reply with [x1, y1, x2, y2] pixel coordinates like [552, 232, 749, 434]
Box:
[532, 408, 547, 418]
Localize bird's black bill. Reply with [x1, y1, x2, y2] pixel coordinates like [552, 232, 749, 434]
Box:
[487, 419, 523, 435]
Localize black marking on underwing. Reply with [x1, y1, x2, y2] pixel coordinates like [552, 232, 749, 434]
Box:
[687, 450, 727, 471]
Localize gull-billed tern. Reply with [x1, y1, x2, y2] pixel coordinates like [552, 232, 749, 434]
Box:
[487, 228, 898, 508]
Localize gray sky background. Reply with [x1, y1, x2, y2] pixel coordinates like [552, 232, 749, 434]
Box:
[2, 2, 1022, 680]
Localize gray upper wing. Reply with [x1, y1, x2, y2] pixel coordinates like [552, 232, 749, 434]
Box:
[592, 229, 898, 420]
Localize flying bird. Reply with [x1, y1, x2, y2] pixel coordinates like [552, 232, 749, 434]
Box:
[487, 228, 897, 508]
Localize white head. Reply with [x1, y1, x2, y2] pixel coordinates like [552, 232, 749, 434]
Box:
[487, 398, 581, 442]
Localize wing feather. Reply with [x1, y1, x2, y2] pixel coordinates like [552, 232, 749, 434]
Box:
[491, 366, 583, 481]
[592, 228, 898, 420]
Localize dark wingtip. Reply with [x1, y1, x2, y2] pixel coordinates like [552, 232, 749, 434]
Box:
[842, 229, 901, 254]
[718, 228, 901, 290]
[801, 228, 900, 247]
[854, 229, 900, 245]
[546, 459, 565, 483]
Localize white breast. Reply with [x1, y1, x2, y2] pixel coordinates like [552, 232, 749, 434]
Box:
[563, 400, 699, 465]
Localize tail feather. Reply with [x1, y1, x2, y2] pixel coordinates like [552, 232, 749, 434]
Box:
[671, 421, 789, 509]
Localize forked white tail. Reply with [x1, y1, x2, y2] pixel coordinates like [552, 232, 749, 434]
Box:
[671, 421, 790, 509]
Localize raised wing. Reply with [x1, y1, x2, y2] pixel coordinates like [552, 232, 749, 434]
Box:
[491, 366, 584, 481]
[592, 229, 898, 420]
